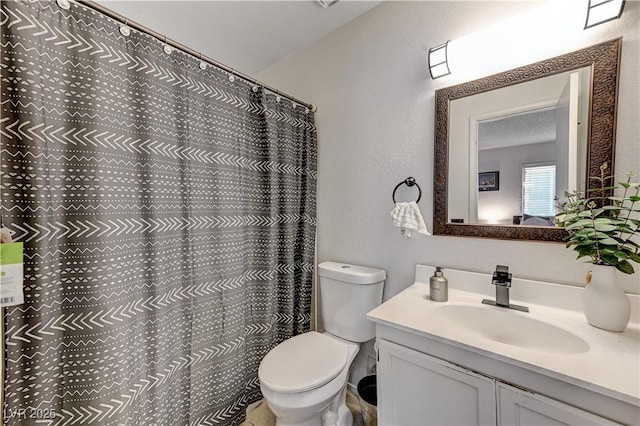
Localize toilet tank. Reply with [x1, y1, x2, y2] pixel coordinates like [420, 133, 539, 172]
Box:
[318, 261, 386, 342]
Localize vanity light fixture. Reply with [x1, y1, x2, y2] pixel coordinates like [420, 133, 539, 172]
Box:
[585, 0, 625, 29]
[428, 41, 451, 79]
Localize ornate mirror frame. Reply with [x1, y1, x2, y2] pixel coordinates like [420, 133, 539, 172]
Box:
[433, 38, 622, 242]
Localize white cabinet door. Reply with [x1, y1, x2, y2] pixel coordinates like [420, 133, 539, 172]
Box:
[378, 339, 497, 426]
[497, 382, 621, 426]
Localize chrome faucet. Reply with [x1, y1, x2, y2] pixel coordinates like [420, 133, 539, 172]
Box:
[482, 265, 529, 312]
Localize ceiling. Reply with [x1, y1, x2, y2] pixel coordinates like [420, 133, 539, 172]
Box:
[478, 108, 557, 150]
[95, 0, 382, 75]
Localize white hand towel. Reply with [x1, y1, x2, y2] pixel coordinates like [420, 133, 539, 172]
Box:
[391, 201, 430, 238]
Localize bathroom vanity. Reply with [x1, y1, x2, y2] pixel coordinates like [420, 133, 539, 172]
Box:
[367, 265, 640, 425]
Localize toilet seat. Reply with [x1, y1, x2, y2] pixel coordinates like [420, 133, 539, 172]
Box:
[259, 331, 348, 393]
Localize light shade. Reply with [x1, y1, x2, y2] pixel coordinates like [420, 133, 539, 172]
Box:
[428, 41, 451, 79]
[585, 0, 625, 29]
[316, 0, 340, 8]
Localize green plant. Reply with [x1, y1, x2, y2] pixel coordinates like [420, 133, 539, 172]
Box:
[554, 163, 640, 274]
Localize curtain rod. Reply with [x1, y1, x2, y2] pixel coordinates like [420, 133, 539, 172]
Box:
[75, 0, 317, 113]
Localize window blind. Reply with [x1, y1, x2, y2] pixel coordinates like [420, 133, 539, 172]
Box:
[522, 164, 556, 217]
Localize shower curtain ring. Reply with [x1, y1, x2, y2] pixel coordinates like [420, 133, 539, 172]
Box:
[199, 52, 207, 70]
[276, 90, 281, 103]
[163, 36, 172, 54]
[228, 68, 236, 83]
[56, 0, 70, 10]
[119, 18, 131, 36]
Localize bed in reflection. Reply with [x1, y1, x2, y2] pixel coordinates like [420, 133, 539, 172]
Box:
[515, 215, 556, 226]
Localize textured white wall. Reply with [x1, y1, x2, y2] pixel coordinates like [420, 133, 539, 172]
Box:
[258, 1, 640, 300]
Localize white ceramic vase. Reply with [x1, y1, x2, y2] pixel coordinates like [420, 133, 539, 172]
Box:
[583, 264, 631, 332]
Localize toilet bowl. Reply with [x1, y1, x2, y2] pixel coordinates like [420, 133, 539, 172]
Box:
[259, 331, 359, 426]
[258, 262, 386, 426]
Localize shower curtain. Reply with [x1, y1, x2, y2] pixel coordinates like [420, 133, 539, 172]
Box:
[0, 1, 316, 425]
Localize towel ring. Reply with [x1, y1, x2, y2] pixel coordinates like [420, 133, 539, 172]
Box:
[392, 177, 422, 203]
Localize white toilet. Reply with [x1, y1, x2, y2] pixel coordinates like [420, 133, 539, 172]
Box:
[258, 261, 386, 426]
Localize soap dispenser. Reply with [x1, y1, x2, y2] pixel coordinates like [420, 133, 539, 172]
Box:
[430, 267, 448, 302]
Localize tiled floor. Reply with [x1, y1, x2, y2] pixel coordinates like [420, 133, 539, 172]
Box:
[240, 400, 275, 426]
[240, 388, 376, 426]
[240, 401, 276, 426]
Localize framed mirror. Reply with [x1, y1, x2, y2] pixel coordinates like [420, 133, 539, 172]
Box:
[434, 38, 621, 241]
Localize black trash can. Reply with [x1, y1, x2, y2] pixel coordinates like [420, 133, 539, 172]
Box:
[357, 375, 377, 425]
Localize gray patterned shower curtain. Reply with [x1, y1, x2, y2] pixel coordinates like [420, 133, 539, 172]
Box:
[0, 1, 316, 424]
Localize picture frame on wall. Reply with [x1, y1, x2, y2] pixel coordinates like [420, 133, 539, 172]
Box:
[479, 171, 499, 191]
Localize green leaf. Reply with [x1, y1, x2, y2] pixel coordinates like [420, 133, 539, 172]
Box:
[596, 237, 619, 245]
[614, 250, 630, 259]
[601, 248, 630, 260]
[572, 240, 597, 247]
[593, 217, 615, 224]
[574, 229, 597, 238]
[566, 219, 594, 229]
[573, 247, 597, 257]
[601, 254, 619, 265]
[616, 260, 635, 275]
[594, 223, 617, 232]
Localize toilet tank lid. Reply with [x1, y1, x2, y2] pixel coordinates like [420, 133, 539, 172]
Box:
[318, 261, 386, 285]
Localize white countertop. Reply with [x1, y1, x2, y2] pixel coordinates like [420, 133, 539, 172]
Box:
[367, 265, 640, 406]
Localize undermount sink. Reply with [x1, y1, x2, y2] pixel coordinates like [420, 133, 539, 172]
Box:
[433, 304, 590, 354]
